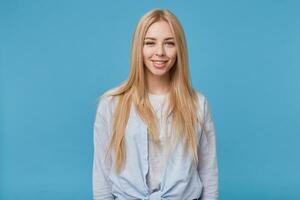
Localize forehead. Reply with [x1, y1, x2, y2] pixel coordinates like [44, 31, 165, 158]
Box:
[145, 21, 174, 38]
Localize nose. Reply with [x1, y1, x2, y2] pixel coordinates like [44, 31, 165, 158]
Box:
[155, 43, 165, 56]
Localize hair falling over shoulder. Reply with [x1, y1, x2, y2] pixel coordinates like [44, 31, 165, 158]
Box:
[103, 9, 207, 174]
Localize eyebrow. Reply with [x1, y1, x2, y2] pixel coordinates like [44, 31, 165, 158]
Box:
[144, 37, 175, 41]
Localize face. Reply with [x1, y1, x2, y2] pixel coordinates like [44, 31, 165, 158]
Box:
[143, 21, 177, 77]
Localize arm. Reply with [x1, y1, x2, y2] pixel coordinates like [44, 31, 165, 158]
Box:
[198, 97, 219, 200]
[93, 96, 114, 200]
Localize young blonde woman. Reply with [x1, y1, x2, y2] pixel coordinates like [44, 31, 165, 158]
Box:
[93, 9, 218, 200]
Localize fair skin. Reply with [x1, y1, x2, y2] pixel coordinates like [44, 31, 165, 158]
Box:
[143, 20, 177, 95]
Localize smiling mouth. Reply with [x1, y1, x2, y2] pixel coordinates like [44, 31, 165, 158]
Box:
[152, 60, 168, 68]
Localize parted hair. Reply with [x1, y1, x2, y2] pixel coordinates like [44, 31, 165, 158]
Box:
[100, 9, 206, 173]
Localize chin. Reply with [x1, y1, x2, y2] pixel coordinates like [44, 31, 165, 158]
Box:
[149, 67, 169, 76]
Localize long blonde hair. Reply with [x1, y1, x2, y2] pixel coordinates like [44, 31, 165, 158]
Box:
[103, 9, 205, 173]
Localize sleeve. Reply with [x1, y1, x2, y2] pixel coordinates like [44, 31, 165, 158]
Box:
[198, 96, 219, 200]
[93, 97, 114, 200]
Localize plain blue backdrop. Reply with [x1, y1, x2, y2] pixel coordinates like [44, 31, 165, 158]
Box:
[1, 0, 299, 199]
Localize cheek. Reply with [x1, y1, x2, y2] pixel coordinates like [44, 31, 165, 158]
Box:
[143, 47, 152, 58]
[168, 49, 177, 60]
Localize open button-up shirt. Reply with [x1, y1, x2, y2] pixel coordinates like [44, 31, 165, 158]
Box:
[93, 90, 218, 200]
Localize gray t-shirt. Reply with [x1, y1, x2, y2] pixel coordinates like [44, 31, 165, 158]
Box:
[146, 92, 170, 193]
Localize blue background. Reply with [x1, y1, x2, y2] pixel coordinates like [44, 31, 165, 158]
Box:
[1, 0, 299, 199]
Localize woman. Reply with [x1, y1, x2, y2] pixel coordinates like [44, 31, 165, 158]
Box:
[93, 9, 218, 200]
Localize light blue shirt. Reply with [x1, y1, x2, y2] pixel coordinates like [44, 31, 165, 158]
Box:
[93, 89, 218, 200]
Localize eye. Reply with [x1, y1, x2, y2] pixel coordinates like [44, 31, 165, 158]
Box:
[165, 41, 175, 46]
[144, 41, 155, 45]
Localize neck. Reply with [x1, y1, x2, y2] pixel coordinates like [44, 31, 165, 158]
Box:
[146, 71, 171, 95]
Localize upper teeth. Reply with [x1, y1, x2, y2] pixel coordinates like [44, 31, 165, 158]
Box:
[154, 61, 166, 63]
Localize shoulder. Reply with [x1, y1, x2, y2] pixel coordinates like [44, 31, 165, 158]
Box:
[194, 89, 211, 121]
[194, 89, 207, 109]
[195, 89, 206, 101]
[96, 85, 122, 116]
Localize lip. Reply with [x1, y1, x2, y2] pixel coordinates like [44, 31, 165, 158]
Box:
[152, 60, 168, 68]
[151, 59, 168, 62]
